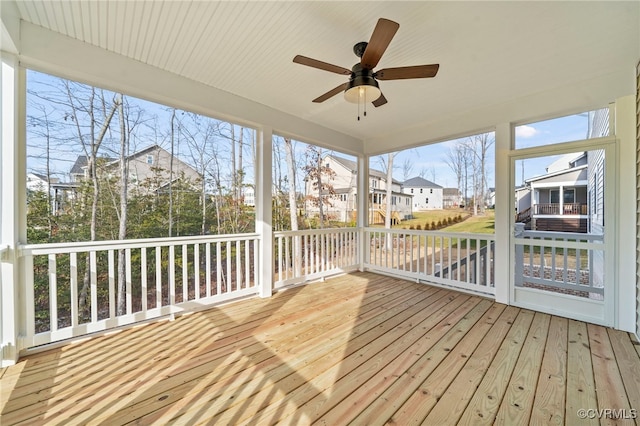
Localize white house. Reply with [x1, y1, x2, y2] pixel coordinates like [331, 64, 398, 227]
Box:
[305, 155, 412, 224]
[402, 177, 443, 210]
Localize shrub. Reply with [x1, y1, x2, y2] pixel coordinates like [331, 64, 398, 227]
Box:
[436, 220, 442, 228]
[431, 221, 437, 230]
[447, 217, 453, 225]
[416, 224, 422, 230]
[409, 225, 415, 230]
[425, 222, 430, 230]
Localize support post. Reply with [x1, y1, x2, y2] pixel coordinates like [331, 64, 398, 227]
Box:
[357, 155, 369, 271]
[494, 122, 512, 304]
[1, 52, 25, 366]
[256, 126, 273, 297]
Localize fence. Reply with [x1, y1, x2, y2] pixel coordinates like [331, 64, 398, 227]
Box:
[364, 228, 495, 296]
[514, 229, 604, 298]
[273, 228, 359, 288]
[19, 233, 260, 348]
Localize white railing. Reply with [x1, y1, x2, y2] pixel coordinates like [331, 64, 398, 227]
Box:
[19, 233, 260, 348]
[364, 228, 495, 296]
[273, 228, 359, 288]
[514, 229, 604, 298]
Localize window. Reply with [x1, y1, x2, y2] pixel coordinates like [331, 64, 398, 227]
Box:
[410, 188, 414, 194]
[420, 188, 423, 194]
[391, 196, 396, 205]
[426, 198, 429, 204]
[146, 155, 154, 165]
[563, 188, 575, 204]
[550, 189, 560, 204]
[430, 188, 433, 194]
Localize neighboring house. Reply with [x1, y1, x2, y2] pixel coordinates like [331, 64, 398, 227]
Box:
[516, 152, 589, 232]
[70, 145, 201, 195]
[486, 187, 496, 208]
[402, 177, 443, 210]
[243, 187, 255, 207]
[26, 172, 58, 193]
[304, 155, 412, 224]
[443, 188, 462, 208]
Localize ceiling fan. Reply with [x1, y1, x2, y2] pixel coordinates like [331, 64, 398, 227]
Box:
[293, 18, 439, 110]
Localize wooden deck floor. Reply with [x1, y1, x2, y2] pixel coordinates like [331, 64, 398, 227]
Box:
[2, 272, 640, 425]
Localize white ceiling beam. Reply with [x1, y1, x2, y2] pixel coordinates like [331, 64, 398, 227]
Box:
[0, 1, 20, 54]
[18, 21, 364, 155]
[363, 68, 635, 155]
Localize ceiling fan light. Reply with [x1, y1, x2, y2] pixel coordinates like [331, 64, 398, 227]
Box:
[344, 77, 381, 104]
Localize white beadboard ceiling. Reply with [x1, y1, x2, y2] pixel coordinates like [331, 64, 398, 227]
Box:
[10, 1, 640, 147]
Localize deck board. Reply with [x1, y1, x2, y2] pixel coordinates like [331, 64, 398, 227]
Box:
[1, 271, 640, 425]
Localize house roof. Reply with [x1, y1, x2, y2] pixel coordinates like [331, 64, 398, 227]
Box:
[403, 177, 442, 189]
[70, 155, 117, 174]
[328, 155, 401, 185]
[443, 188, 461, 196]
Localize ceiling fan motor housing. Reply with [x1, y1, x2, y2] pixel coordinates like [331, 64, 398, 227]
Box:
[344, 63, 381, 103]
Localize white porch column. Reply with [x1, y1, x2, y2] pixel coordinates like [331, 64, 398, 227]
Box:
[1, 52, 26, 366]
[357, 154, 369, 270]
[255, 126, 273, 298]
[494, 122, 512, 304]
[614, 95, 636, 332]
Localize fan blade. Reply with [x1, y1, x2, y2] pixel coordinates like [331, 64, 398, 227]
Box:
[375, 64, 440, 80]
[313, 83, 349, 103]
[361, 18, 400, 69]
[293, 55, 351, 75]
[372, 93, 387, 107]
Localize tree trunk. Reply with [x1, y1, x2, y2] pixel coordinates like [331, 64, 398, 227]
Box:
[284, 138, 302, 275]
[116, 94, 128, 316]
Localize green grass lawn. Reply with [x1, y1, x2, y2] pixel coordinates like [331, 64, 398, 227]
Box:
[393, 209, 495, 234]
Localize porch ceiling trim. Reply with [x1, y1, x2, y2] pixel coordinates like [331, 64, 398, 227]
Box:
[363, 68, 634, 155]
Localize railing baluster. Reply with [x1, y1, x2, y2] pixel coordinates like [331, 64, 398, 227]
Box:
[253, 238, 259, 288]
[236, 240, 241, 289]
[124, 249, 131, 315]
[456, 237, 461, 281]
[206, 243, 211, 298]
[90, 251, 98, 322]
[169, 245, 176, 306]
[71, 252, 80, 325]
[182, 244, 188, 302]
[475, 238, 481, 286]
[48, 254, 57, 332]
[226, 241, 232, 291]
[155, 247, 162, 308]
[141, 247, 147, 312]
[279, 235, 284, 282]
[245, 239, 250, 289]
[107, 250, 116, 318]
[216, 242, 222, 295]
[194, 244, 200, 300]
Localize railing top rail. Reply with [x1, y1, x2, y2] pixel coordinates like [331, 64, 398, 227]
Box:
[364, 227, 495, 240]
[521, 230, 603, 241]
[20, 232, 261, 255]
[274, 228, 360, 237]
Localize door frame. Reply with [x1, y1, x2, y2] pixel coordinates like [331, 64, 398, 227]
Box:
[508, 136, 617, 326]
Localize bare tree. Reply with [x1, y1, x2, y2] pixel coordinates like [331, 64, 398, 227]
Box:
[464, 133, 494, 215]
[445, 144, 466, 204]
[401, 157, 414, 182]
[284, 138, 302, 275]
[62, 81, 119, 315]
